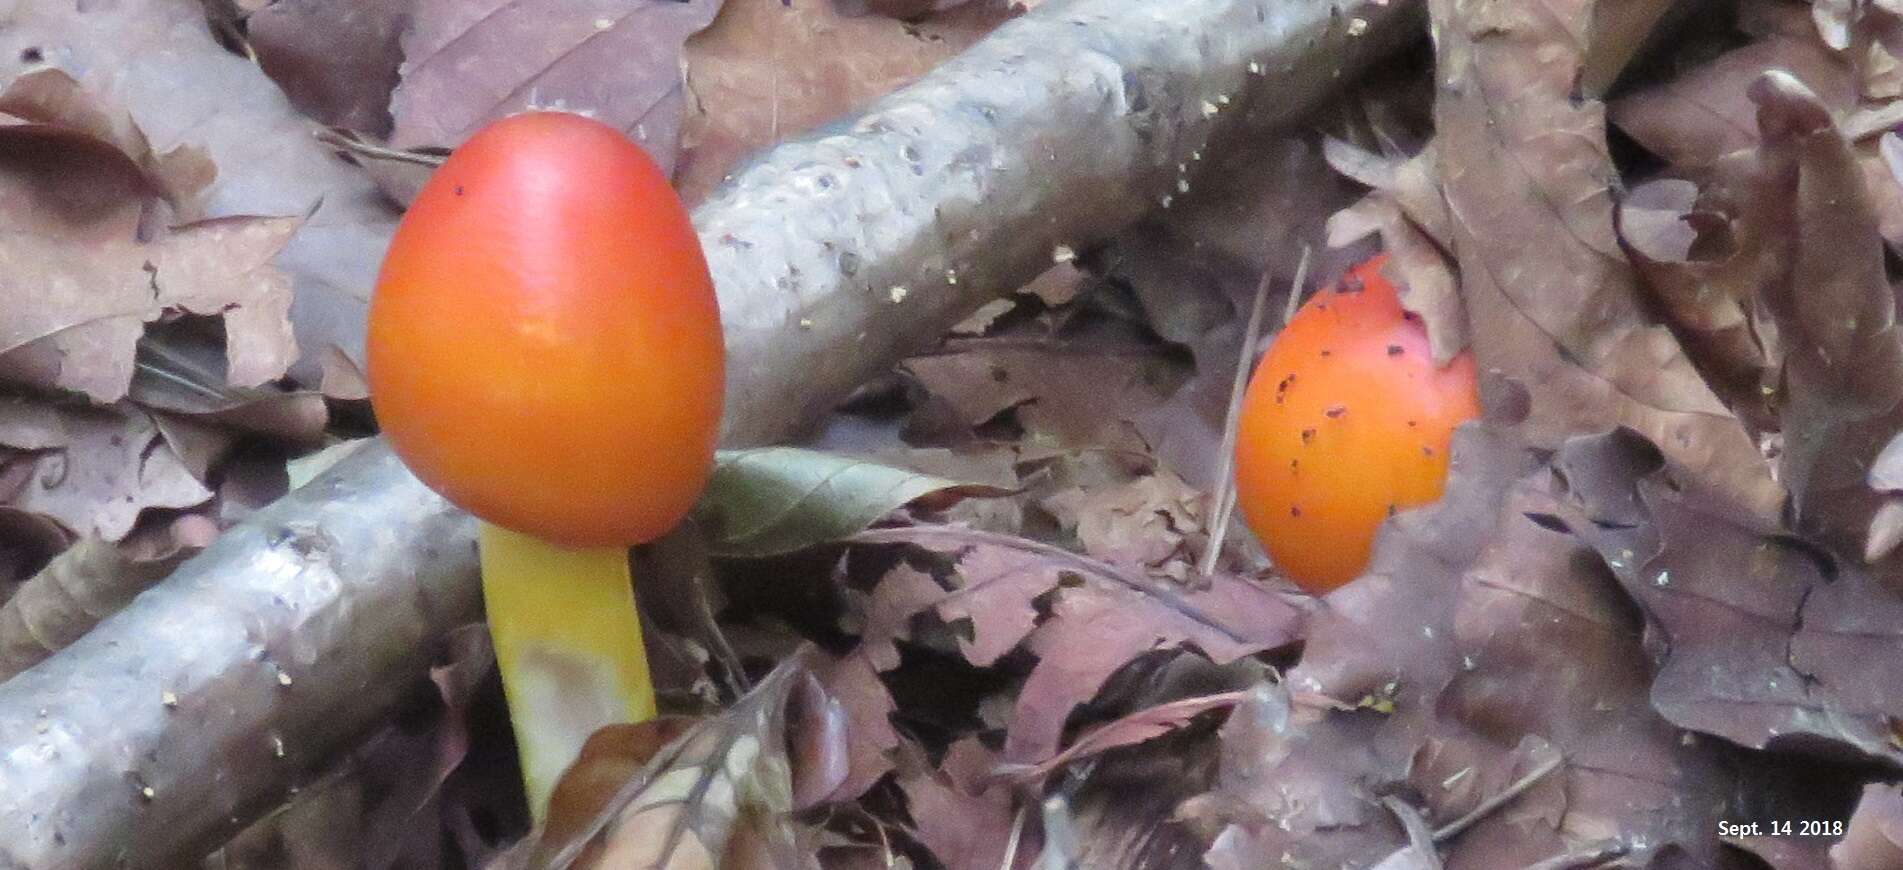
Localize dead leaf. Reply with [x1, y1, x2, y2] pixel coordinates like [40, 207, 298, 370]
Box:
[1834, 783, 1903, 869]
[0, 68, 212, 223]
[3, 404, 214, 542]
[1430, 0, 1785, 523]
[1616, 176, 1780, 423]
[1, 215, 300, 403]
[1555, 429, 1903, 766]
[1747, 71, 1903, 568]
[0, 1, 402, 388]
[894, 737, 1023, 870]
[1610, 28, 1903, 246]
[247, 0, 409, 135]
[674, 0, 1010, 203]
[1037, 470, 1202, 568]
[0, 512, 215, 681]
[390, 0, 723, 175]
[851, 525, 1300, 765]
[807, 651, 901, 806]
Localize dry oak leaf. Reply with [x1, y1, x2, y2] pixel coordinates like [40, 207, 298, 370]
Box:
[852, 526, 1299, 765]
[0, 0, 400, 391]
[1429, 0, 1784, 524]
[0, 68, 213, 221]
[390, 0, 722, 176]
[1555, 429, 1903, 767]
[0, 216, 301, 404]
[1428, 481, 1730, 868]
[0, 404, 212, 542]
[247, 0, 410, 136]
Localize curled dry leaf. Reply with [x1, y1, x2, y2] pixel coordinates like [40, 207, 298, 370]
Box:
[1554, 429, 1903, 766]
[1609, 24, 1903, 246]
[674, 0, 1011, 204]
[1616, 177, 1779, 424]
[1429, 0, 1784, 523]
[390, 0, 723, 175]
[1747, 72, 1903, 568]
[1322, 140, 1467, 364]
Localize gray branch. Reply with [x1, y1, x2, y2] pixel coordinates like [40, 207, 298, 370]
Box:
[0, 0, 1418, 864]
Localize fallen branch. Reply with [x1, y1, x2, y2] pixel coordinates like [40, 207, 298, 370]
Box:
[0, 0, 1419, 864]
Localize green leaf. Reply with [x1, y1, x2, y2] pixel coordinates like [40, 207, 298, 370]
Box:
[695, 447, 1008, 558]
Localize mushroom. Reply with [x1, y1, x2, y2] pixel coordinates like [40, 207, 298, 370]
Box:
[366, 111, 724, 818]
[1232, 255, 1478, 593]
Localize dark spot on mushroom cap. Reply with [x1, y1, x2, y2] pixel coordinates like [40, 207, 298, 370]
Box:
[1421, 445, 1435, 457]
[1324, 405, 1346, 418]
[454, 185, 465, 196]
[1387, 344, 1404, 356]
[1387, 504, 1398, 516]
[1319, 348, 1332, 357]
[1290, 505, 1302, 517]
[1406, 420, 1418, 428]
[1300, 428, 1316, 444]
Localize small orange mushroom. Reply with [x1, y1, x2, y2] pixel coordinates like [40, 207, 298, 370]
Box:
[1233, 256, 1479, 593]
[367, 111, 723, 817]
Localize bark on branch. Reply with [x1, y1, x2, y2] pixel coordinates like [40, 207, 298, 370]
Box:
[0, 0, 1418, 864]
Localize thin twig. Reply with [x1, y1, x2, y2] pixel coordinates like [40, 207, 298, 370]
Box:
[311, 128, 447, 167]
[996, 801, 1030, 870]
[1520, 841, 1628, 870]
[1199, 246, 1311, 575]
[1431, 751, 1565, 843]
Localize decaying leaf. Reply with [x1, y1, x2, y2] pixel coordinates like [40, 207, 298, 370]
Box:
[1747, 72, 1903, 568]
[0, 70, 300, 402]
[246, 0, 409, 135]
[390, 0, 723, 175]
[1, 404, 214, 542]
[0, 1, 401, 388]
[852, 525, 1300, 766]
[1430, 0, 1785, 523]
[893, 737, 1025, 870]
[694, 447, 1009, 557]
[1322, 141, 1467, 364]
[1037, 469, 1202, 568]
[1555, 429, 1903, 765]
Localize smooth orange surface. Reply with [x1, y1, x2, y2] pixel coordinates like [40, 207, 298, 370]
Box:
[368, 112, 724, 547]
[1234, 256, 1480, 593]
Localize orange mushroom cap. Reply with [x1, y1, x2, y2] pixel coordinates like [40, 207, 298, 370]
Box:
[1233, 256, 1479, 593]
[367, 112, 725, 547]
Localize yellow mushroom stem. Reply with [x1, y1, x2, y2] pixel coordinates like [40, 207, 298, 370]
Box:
[477, 523, 657, 821]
